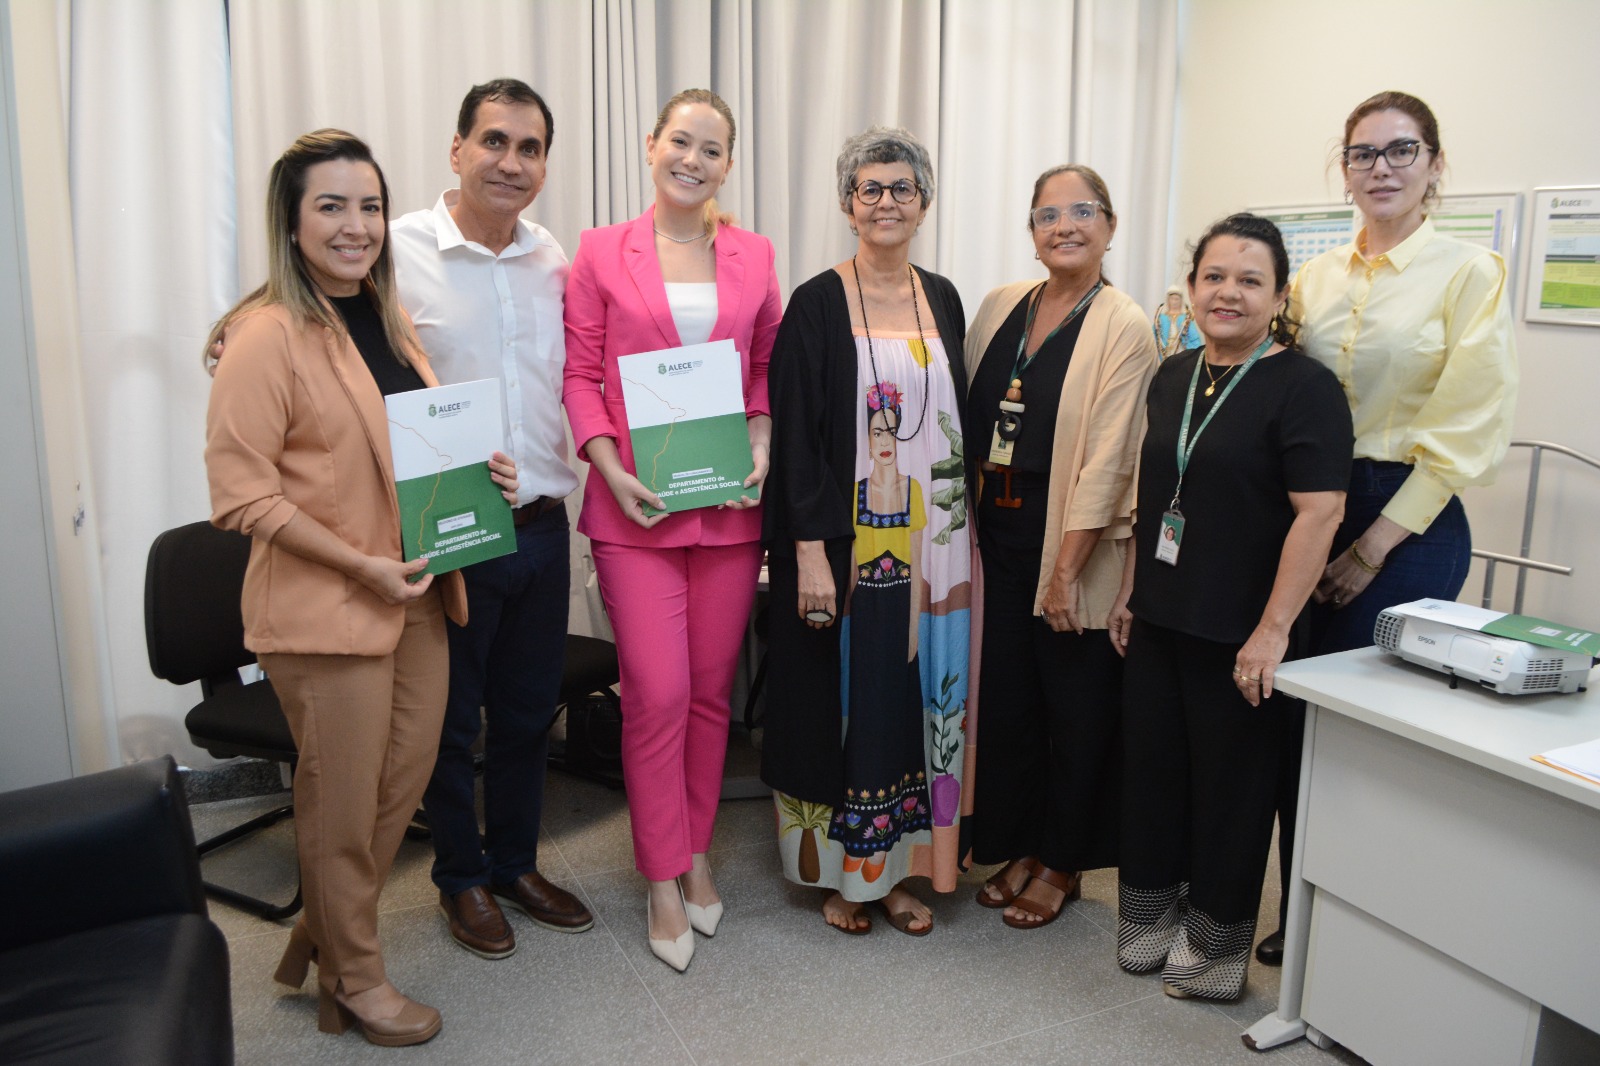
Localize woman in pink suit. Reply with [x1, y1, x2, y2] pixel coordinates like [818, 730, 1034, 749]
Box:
[562, 88, 781, 972]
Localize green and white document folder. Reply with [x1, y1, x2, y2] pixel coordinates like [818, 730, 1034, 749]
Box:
[386, 378, 515, 576]
[618, 339, 753, 514]
[1388, 598, 1600, 657]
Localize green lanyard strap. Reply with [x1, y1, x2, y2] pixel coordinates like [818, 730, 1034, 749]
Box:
[1009, 280, 1103, 383]
[1170, 335, 1274, 509]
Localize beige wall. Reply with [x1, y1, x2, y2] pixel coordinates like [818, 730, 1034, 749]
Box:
[1173, 0, 1600, 622]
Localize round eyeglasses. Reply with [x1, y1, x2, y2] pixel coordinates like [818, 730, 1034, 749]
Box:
[1030, 201, 1106, 229]
[852, 179, 923, 206]
[1342, 140, 1430, 171]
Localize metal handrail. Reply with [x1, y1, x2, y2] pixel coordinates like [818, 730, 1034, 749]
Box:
[1473, 439, 1600, 612]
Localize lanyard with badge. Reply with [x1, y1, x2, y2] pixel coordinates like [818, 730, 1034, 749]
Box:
[1157, 336, 1273, 566]
[987, 281, 1102, 507]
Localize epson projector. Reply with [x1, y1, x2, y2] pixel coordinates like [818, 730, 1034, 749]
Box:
[1374, 606, 1592, 695]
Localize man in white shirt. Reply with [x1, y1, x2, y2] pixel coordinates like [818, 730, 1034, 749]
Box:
[390, 79, 592, 959]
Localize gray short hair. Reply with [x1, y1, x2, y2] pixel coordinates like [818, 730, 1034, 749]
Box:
[835, 126, 935, 210]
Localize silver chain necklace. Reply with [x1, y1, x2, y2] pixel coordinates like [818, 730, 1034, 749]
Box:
[653, 225, 707, 244]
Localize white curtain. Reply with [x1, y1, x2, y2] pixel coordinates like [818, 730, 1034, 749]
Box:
[58, 0, 1178, 766]
[938, 0, 1178, 310]
[229, 0, 1177, 316]
[67, 0, 234, 765]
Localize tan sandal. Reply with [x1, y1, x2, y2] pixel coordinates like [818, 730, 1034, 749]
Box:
[975, 857, 1039, 909]
[822, 893, 872, 936]
[1001, 866, 1080, 930]
[878, 897, 933, 937]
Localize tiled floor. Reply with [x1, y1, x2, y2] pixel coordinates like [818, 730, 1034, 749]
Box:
[192, 737, 1367, 1066]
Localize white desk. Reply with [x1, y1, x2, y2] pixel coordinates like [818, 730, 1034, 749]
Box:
[1244, 647, 1600, 1063]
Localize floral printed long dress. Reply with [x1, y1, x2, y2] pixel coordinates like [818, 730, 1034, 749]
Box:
[775, 330, 971, 900]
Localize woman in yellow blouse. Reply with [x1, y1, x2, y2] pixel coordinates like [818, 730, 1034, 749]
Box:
[1256, 90, 1518, 967]
[1294, 90, 1516, 647]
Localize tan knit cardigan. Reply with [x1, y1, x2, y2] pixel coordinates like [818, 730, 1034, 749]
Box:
[963, 281, 1158, 626]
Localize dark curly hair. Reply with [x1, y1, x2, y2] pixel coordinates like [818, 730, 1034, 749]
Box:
[1187, 213, 1298, 347]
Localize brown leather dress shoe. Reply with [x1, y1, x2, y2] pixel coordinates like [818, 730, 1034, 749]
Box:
[490, 870, 595, 933]
[439, 886, 516, 959]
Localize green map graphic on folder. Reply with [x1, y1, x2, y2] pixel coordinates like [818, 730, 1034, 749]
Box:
[386, 378, 516, 576]
[618, 339, 754, 515]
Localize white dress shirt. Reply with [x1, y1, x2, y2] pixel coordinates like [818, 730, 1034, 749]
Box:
[390, 190, 578, 504]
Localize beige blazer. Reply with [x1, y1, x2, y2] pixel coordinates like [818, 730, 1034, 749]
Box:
[206, 304, 467, 656]
[964, 281, 1157, 626]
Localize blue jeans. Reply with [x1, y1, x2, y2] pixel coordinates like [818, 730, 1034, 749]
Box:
[1311, 460, 1472, 655]
[423, 508, 570, 894]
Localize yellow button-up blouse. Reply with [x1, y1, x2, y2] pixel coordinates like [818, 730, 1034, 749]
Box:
[1290, 218, 1518, 534]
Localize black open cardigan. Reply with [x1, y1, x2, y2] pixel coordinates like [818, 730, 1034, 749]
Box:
[759, 265, 971, 806]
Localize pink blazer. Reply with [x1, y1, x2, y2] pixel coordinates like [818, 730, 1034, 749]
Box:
[562, 206, 782, 548]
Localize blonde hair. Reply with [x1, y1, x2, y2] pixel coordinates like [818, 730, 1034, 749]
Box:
[651, 88, 737, 236]
[203, 129, 421, 373]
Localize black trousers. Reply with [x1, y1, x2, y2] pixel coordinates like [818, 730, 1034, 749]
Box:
[970, 475, 1122, 873]
[1117, 617, 1281, 996]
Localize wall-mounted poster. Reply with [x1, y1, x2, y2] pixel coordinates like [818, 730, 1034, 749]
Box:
[1254, 196, 1523, 293]
[1525, 186, 1600, 327]
[1434, 192, 1521, 313]
[1249, 204, 1359, 277]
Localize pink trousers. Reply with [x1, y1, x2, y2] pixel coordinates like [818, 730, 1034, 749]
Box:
[590, 539, 762, 880]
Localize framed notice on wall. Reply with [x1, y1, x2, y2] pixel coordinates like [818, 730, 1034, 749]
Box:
[1249, 204, 1358, 277]
[1434, 192, 1522, 314]
[1525, 186, 1600, 327]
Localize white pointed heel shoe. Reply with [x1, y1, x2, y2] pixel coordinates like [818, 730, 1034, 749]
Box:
[647, 886, 695, 972]
[679, 860, 723, 937]
[683, 896, 723, 938]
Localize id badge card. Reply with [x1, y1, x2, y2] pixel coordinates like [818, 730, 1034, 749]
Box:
[1155, 509, 1184, 566]
[988, 425, 1015, 466]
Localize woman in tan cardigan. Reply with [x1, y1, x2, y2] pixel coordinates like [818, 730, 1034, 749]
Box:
[205, 130, 514, 1046]
[964, 164, 1157, 928]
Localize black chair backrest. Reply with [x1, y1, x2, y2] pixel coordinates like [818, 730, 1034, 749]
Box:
[145, 521, 255, 691]
[0, 756, 206, 952]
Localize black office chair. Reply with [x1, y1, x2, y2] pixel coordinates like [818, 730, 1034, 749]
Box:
[549, 634, 624, 788]
[144, 520, 301, 920]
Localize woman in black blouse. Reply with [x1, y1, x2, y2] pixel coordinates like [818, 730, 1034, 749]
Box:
[1108, 214, 1351, 1001]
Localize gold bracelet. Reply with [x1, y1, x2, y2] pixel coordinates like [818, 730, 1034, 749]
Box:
[1348, 542, 1383, 574]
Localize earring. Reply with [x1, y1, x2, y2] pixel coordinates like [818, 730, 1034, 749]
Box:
[1269, 314, 1281, 333]
[290, 234, 297, 245]
[1343, 189, 1353, 205]
[1105, 244, 1113, 251]
[1426, 180, 1438, 199]
[1033, 251, 1040, 260]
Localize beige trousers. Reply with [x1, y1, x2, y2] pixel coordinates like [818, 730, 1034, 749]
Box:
[262, 587, 448, 995]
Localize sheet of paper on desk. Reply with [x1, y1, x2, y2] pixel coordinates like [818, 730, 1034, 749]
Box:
[1533, 737, 1600, 788]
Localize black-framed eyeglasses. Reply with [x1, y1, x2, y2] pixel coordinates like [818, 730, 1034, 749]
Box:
[1030, 201, 1106, 229]
[1342, 140, 1430, 171]
[852, 179, 923, 205]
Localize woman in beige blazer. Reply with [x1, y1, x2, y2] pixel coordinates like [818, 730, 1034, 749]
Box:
[204, 130, 512, 1047]
[964, 164, 1157, 929]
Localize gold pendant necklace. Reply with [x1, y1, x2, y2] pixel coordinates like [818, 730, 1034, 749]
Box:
[1202, 359, 1237, 397]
